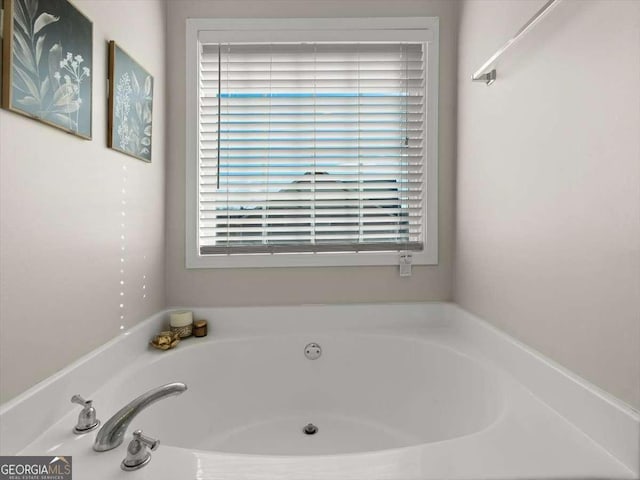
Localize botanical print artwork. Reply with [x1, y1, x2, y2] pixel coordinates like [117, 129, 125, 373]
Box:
[3, 0, 92, 138]
[108, 41, 153, 162]
[1, 0, 4, 95]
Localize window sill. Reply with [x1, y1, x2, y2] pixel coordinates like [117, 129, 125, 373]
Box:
[186, 249, 437, 269]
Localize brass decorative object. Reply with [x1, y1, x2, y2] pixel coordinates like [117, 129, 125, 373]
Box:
[150, 331, 180, 351]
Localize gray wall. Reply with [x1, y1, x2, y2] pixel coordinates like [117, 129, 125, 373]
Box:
[3, 0, 637, 413]
[0, 0, 167, 403]
[165, 0, 459, 307]
[455, 0, 640, 409]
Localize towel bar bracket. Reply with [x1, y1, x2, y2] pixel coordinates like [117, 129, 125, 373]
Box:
[471, 69, 497, 86]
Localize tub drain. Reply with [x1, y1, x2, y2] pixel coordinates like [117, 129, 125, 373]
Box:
[303, 423, 318, 435]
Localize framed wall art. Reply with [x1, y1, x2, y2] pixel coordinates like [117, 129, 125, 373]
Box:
[108, 41, 153, 162]
[1, 0, 5, 95]
[1, 0, 92, 139]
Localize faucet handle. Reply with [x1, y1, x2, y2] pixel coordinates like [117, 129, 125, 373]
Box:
[71, 394, 91, 407]
[133, 430, 160, 451]
[121, 430, 160, 471]
[71, 394, 100, 434]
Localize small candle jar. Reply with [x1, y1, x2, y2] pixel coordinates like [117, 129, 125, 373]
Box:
[170, 311, 193, 338]
[193, 320, 208, 337]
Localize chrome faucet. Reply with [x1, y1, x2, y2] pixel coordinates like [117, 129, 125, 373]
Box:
[93, 382, 187, 452]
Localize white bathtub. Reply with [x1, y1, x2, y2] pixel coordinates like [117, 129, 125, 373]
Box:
[1, 303, 638, 479]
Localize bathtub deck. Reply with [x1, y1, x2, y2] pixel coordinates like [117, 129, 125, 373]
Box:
[2, 303, 638, 479]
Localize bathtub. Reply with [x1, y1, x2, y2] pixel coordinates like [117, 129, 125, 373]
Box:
[1, 303, 638, 479]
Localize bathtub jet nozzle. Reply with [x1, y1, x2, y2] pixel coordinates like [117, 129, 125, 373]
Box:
[304, 343, 322, 360]
[303, 423, 318, 435]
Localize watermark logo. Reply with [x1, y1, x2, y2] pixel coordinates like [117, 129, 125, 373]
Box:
[0, 456, 72, 480]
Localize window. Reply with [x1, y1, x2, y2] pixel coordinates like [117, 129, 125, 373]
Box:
[186, 18, 438, 268]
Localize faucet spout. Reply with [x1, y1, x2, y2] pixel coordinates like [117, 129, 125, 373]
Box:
[93, 382, 187, 452]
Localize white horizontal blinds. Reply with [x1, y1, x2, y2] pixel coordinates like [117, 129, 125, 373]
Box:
[199, 42, 425, 255]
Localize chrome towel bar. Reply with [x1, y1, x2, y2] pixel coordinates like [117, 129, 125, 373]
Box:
[472, 0, 562, 85]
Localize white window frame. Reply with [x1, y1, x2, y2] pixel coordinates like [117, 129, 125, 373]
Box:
[186, 17, 439, 269]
